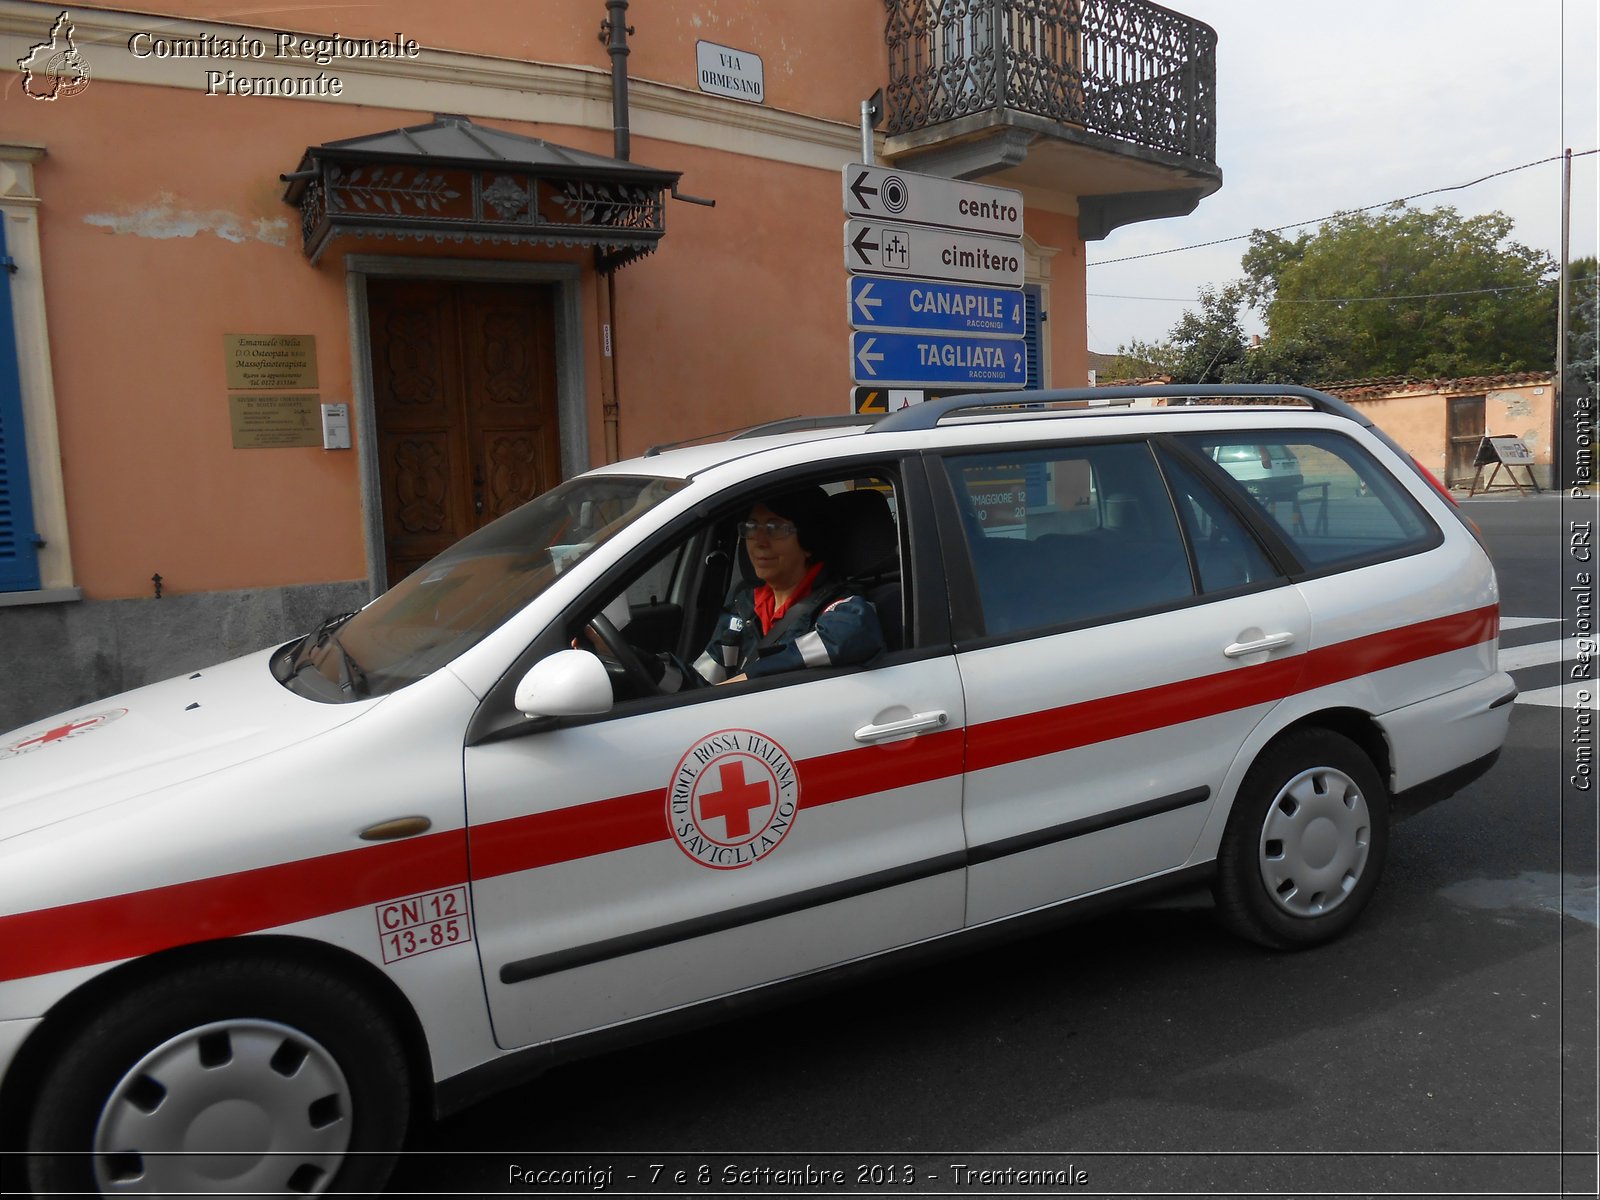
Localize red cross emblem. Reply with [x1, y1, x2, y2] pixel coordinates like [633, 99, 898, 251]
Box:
[1, 708, 125, 759]
[697, 761, 772, 839]
[668, 729, 801, 869]
[15, 717, 103, 750]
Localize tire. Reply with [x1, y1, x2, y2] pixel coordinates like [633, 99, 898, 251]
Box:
[26, 957, 409, 1196]
[1214, 728, 1389, 949]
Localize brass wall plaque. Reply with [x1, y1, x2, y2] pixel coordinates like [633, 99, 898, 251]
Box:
[229, 394, 323, 449]
[225, 334, 319, 390]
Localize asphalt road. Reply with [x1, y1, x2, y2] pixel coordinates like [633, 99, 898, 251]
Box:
[388, 494, 1599, 1199]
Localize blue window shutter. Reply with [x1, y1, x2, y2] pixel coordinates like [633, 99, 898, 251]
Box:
[1023, 284, 1043, 390]
[0, 220, 41, 592]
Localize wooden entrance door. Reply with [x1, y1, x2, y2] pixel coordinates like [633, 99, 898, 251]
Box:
[1446, 395, 1486, 488]
[368, 279, 561, 587]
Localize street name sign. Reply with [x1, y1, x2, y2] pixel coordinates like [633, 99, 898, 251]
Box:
[851, 330, 1027, 388]
[844, 219, 1024, 289]
[848, 277, 1025, 338]
[843, 163, 1024, 238]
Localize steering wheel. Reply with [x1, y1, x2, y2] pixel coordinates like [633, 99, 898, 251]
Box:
[585, 613, 660, 696]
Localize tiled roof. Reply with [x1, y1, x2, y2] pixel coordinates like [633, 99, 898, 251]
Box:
[1320, 372, 1555, 401]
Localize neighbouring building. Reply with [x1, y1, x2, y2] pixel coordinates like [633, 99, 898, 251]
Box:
[1321, 374, 1559, 491]
[0, 0, 1221, 728]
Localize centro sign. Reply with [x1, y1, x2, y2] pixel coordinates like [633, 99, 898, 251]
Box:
[844, 163, 1024, 239]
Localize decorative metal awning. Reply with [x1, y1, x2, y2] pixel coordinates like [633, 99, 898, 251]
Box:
[281, 115, 681, 268]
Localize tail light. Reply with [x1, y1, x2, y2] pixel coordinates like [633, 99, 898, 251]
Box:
[1410, 455, 1487, 544]
[1411, 457, 1458, 506]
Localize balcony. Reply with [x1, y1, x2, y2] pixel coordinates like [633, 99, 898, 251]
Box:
[882, 0, 1222, 238]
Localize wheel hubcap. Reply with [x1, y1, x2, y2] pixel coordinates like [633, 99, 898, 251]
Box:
[1258, 764, 1371, 918]
[93, 1019, 351, 1195]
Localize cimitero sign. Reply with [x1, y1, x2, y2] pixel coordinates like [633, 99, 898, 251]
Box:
[696, 41, 763, 103]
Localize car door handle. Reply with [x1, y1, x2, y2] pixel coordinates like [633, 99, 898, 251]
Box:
[854, 710, 950, 743]
[1223, 632, 1297, 658]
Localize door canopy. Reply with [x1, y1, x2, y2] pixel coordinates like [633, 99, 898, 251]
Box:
[282, 115, 681, 267]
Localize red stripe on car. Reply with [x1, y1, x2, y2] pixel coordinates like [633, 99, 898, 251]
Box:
[0, 831, 466, 983]
[0, 605, 1497, 984]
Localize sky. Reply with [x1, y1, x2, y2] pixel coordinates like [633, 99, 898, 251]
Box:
[1083, 0, 1600, 357]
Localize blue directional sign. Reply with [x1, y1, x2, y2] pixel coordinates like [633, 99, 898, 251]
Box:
[848, 277, 1024, 338]
[851, 330, 1027, 389]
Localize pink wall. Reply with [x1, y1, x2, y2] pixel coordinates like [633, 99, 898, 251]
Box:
[8, 6, 1097, 599]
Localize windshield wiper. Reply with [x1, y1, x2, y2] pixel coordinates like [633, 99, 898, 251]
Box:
[327, 631, 370, 698]
[282, 611, 369, 699]
[289, 610, 357, 673]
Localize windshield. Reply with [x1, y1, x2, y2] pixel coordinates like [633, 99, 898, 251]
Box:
[279, 474, 685, 701]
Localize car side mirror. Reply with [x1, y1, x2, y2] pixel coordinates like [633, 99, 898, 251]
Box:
[513, 650, 614, 718]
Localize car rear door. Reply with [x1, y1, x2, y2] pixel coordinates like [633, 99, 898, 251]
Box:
[931, 437, 1314, 926]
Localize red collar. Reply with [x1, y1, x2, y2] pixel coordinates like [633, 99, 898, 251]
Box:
[753, 561, 825, 634]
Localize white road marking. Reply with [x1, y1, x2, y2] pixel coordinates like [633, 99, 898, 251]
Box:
[1498, 636, 1587, 673]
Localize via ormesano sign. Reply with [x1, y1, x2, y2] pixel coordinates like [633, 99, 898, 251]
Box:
[695, 40, 763, 103]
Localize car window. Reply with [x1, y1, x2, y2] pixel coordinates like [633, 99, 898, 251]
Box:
[570, 471, 906, 706]
[1183, 431, 1438, 570]
[1157, 449, 1283, 592]
[945, 441, 1194, 636]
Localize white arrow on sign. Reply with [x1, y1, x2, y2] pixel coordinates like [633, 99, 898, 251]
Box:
[853, 280, 883, 322]
[856, 336, 884, 377]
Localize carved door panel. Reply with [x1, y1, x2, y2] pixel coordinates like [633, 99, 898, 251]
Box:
[369, 280, 560, 587]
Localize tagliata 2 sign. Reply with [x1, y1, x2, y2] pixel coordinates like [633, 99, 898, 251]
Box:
[843, 163, 1025, 391]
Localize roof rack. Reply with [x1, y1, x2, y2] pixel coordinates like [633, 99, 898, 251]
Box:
[645, 413, 873, 456]
[730, 414, 875, 440]
[871, 384, 1377, 434]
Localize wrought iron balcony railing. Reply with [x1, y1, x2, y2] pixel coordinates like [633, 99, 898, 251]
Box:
[884, 0, 1217, 166]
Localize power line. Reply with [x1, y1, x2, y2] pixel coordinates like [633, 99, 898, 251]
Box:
[1087, 149, 1599, 268]
[1089, 282, 1554, 305]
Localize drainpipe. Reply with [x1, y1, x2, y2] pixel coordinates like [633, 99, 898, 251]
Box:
[601, 0, 632, 161]
[596, 2, 633, 462]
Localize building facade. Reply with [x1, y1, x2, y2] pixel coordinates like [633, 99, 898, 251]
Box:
[0, 0, 1220, 728]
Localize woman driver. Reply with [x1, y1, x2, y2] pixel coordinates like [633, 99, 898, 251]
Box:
[694, 486, 884, 684]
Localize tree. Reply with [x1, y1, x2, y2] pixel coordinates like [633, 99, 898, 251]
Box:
[1242, 204, 1557, 379]
[1568, 256, 1598, 400]
[1113, 283, 1349, 385]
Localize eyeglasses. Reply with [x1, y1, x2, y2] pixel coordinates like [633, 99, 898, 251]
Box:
[738, 519, 798, 540]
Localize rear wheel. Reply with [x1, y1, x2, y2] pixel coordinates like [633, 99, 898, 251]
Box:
[1215, 729, 1389, 949]
[27, 958, 408, 1196]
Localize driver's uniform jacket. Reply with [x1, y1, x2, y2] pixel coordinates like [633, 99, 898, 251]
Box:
[693, 568, 884, 683]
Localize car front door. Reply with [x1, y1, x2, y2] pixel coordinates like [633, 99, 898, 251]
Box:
[462, 466, 967, 1050]
[932, 438, 1314, 926]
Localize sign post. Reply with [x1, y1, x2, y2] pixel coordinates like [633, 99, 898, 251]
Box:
[1468, 435, 1542, 496]
[843, 163, 1025, 397]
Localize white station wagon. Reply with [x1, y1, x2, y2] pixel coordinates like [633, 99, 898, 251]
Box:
[0, 387, 1514, 1195]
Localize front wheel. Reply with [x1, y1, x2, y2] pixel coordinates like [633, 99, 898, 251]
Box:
[1214, 729, 1389, 949]
[26, 958, 409, 1196]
